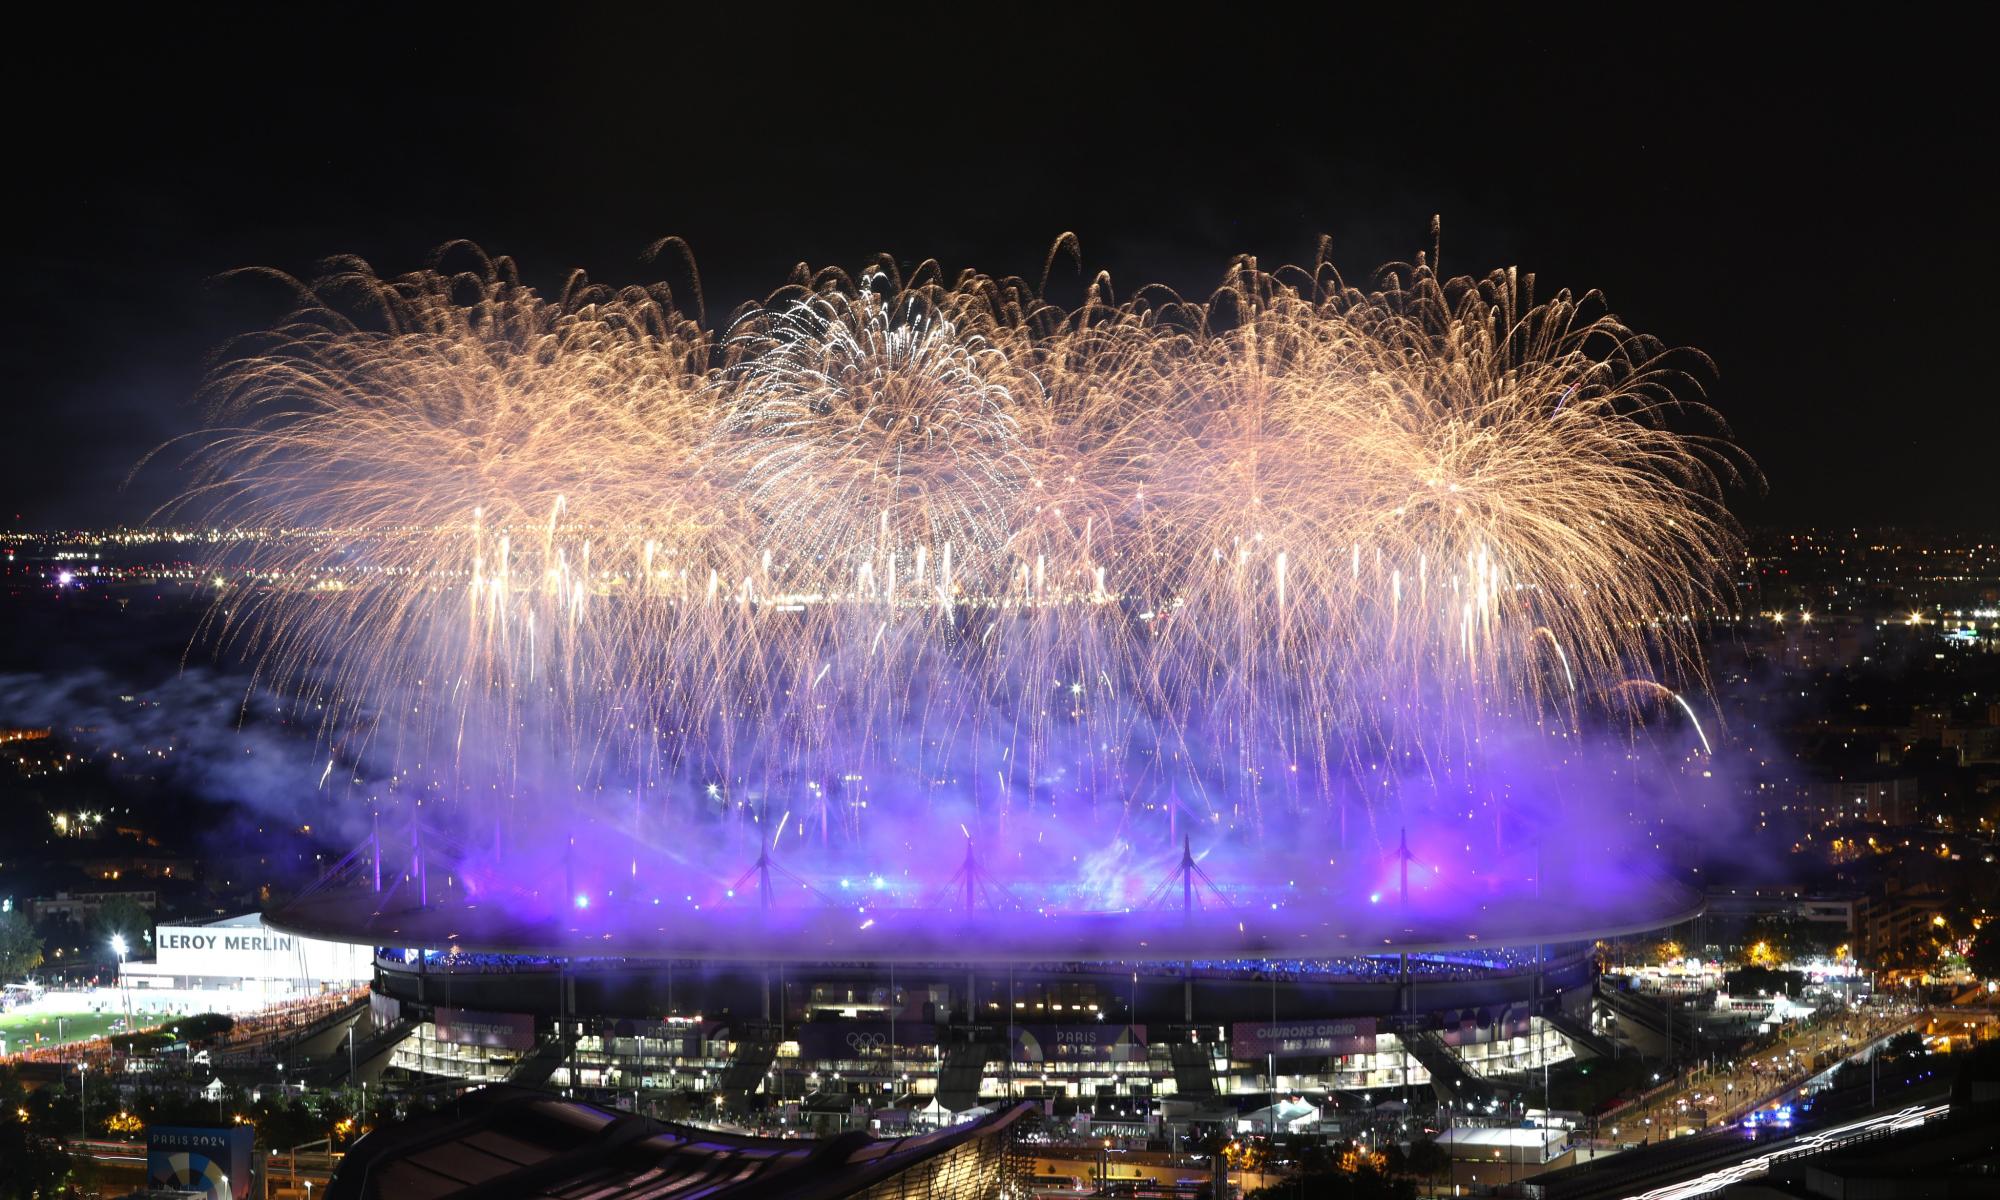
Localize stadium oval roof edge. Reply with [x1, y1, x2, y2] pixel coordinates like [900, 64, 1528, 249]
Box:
[268, 880, 1704, 962]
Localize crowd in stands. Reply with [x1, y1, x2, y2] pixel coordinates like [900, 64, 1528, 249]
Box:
[1, 987, 367, 1070]
[377, 945, 1583, 985]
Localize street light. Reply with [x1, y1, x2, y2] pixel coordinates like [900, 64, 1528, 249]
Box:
[78, 1062, 88, 1137]
[110, 935, 132, 1026]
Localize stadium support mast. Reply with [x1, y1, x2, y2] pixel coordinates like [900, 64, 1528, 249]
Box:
[728, 836, 832, 910]
[1397, 827, 1416, 907]
[1141, 836, 1226, 918]
[936, 840, 1022, 911]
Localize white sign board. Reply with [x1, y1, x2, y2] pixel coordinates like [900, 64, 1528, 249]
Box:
[150, 914, 371, 984]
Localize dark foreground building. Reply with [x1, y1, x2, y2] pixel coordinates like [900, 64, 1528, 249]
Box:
[328, 1085, 1029, 1200]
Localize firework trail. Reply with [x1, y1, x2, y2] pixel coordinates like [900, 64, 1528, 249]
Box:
[168, 238, 1750, 889]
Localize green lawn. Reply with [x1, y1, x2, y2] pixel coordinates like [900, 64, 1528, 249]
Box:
[0, 1009, 128, 1052]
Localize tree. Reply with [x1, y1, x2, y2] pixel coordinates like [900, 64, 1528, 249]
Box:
[1736, 919, 1796, 967]
[1403, 1138, 1450, 1190]
[90, 893, 152, 952]
[1968, 922, 2000, 983]
[0, 909, 42, 979]
[0, 1068, 72, 1199]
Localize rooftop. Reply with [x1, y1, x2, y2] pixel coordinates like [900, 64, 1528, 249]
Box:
[328, 1085, 1031, 1200]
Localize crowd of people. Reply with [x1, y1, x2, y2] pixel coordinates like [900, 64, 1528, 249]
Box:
[0, 987, 367, 1071]
[373, 945, 1574, 986]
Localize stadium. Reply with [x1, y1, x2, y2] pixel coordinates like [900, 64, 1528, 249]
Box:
[188, 243, 1737, 1152]
[267, 837, 1700, 1128]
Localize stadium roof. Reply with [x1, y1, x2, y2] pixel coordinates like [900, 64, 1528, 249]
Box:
[272, 876, 1704, 962]
[327, 1085, 1030, 1200]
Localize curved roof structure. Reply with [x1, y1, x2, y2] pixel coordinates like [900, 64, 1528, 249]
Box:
[271, 874, 1701, 963]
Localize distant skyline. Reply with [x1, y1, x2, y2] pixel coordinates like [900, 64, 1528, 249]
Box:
[4, 10, 1992, 531]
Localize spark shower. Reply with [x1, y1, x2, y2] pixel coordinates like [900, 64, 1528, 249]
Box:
[171, 236, 1750, 914]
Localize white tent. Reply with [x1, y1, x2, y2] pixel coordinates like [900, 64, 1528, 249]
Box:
[912, 1098, 952, 1126]
[1435, 1126, 1566, 1162]
[1237, 1099, 1320, 1134]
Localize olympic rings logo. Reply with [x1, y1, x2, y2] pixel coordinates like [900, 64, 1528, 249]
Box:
[846, 1032, 889, 1051]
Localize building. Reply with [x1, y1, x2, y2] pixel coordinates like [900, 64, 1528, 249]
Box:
[1703, 886, 1866, 939]
[1861, 886, 1951, 963]
[1803, 775, 1918, 828]
[326, 1084, 1031, 1200]
[118, 912, 371, 995]
[31, 887, 159, 923]
[270, 835, 1703, 1123]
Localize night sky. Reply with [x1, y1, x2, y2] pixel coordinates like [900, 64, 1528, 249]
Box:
[6, 10, 1990, 531]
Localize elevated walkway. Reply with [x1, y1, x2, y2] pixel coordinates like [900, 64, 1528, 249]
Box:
[1597, 981, 1697, 1058]
[274, 997, 370, 1063]
[299, 1017, 416, 1087]
[1543, 1006, 1620, 1060]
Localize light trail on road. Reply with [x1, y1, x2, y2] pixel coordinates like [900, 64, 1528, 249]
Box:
[1622, 1103, 1948, 1200]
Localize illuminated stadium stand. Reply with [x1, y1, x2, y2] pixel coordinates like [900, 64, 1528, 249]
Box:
[272, 853, 1701, 1119]
[353, 947, 1598, 1116]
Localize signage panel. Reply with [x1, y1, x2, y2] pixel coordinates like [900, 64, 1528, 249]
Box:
[151, 914, 371, 984]
[147, 1125, 253, 1200]
[1230, 1018, 1377, 1058]
[1011, 1024, 1148, 1062]
[793, 1021, 937, 1058]
[433, 1006, 537, 1050]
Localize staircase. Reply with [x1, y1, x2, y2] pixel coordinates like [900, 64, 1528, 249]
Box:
[717, 1027, 781, 1111]
[1167, 1042, 1217, 1099]
[1402, 1029, 1511, 1103]
[505, 1029, 574, 1088]
[935, 1040, 1001, 1111]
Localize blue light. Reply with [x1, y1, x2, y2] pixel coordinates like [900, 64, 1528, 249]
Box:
[574, 894, 589, 909]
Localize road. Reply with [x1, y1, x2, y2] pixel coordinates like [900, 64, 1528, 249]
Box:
[1619, 1102, 1948, 1200]
[1599, 1002, 1920, 1141]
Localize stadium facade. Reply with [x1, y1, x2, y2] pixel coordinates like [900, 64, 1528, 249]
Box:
[271, 872, 1701, 1126]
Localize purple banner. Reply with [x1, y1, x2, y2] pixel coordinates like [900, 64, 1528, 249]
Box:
[793, 1021, 937, 1058]
[1231, 1018, 1376, 1059]
[602, 1018, 702, 1055]
[1439, 1005, 1533, 1046]
[1011, 1024, 1148, 1063]
[433, 1006, 537, 1050]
